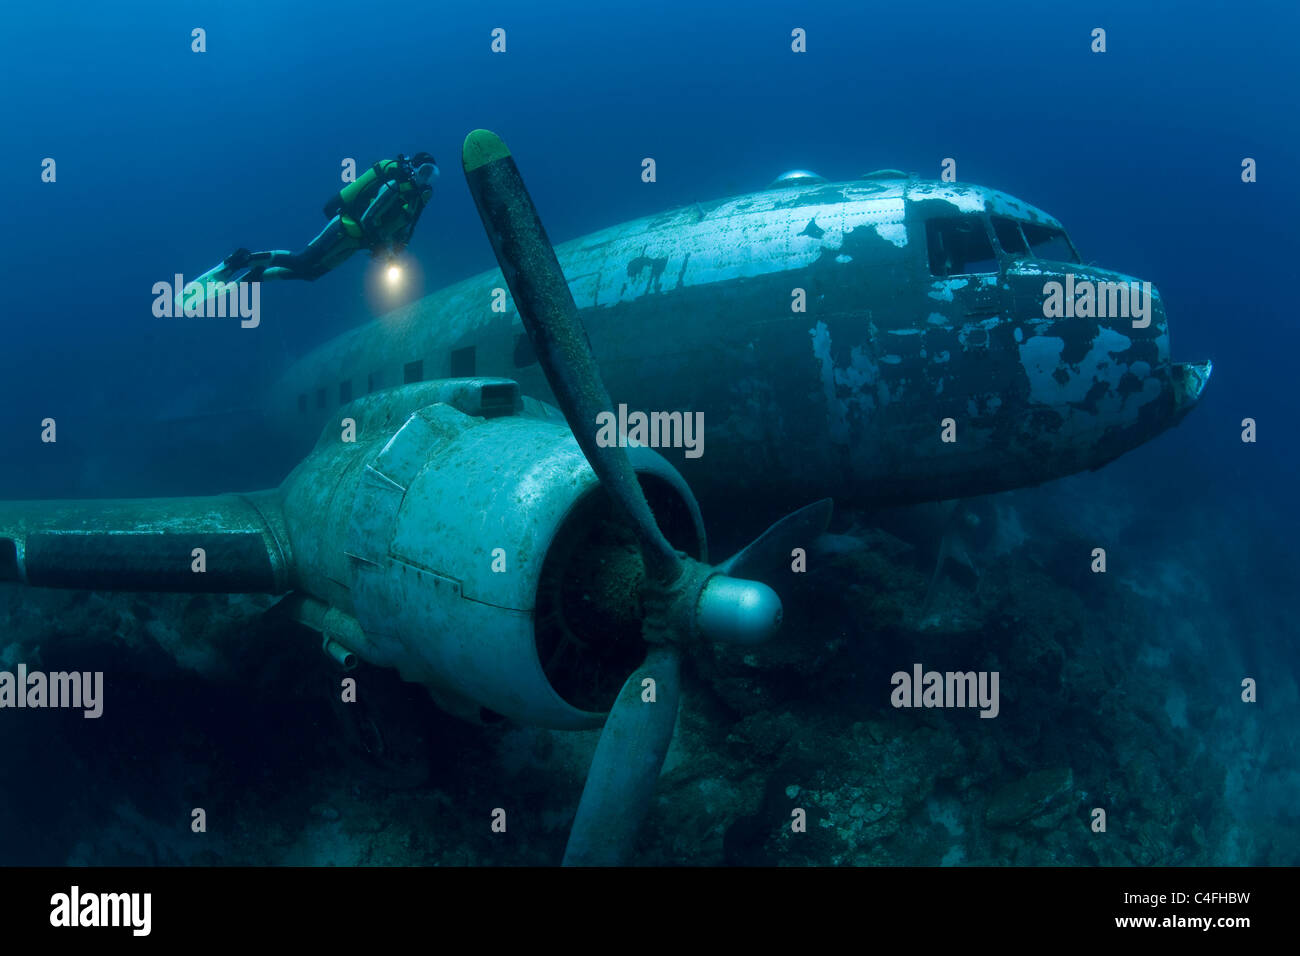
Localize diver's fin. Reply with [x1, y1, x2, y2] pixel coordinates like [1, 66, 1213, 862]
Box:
[174, 251, 283, 313]
[175, 260, 238, 313]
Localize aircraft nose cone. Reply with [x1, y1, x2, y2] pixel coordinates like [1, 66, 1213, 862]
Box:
[1171, 359, 1212, 411]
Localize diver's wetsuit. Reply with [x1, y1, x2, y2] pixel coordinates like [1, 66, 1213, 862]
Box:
[240, 220, 350, 281]
[230, 155, 435, 283]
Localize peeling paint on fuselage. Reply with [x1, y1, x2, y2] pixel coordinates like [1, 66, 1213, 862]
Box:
[810, 320, 882, 444]
[1019, 335, 1068, 401]
[874, 223, 908, 247]
[1020, 327, 1134, 405]
[809, 320, 847, 443]
[928, 279, 967, 302]
[908, 182, 986, 213]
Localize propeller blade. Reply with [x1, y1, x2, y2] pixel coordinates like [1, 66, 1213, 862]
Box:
[462, 129, 680, 587]
[562, 645, 682, 866]
[691, 500, 833, 644]
[462, 130, 804, 865]
[718, 498, 834, 581]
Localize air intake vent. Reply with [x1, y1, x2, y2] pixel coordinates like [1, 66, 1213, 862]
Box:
[479, 382, 518, 417]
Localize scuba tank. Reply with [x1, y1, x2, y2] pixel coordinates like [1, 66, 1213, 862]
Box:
[322, 156, 412, 219]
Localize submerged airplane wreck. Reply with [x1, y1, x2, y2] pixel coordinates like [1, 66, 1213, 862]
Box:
[273, 162, 1210, 509]
[0, 132, 1210, 865]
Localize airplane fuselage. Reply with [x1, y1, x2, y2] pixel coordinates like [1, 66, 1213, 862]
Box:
[273, 176, 1209, 511]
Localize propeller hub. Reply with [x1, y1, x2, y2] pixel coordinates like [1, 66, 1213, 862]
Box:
[641, 560, 784, 647]
[640, 559, 711, 645]
[695, 575, 783, 645]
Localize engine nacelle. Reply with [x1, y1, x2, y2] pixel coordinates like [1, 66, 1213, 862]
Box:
[278, 379, 706, 729]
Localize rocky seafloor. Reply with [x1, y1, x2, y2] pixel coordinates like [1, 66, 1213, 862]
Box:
[1, 474, 1296, 866]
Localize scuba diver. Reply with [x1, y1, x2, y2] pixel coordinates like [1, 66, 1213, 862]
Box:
[178, 152, 438, 310]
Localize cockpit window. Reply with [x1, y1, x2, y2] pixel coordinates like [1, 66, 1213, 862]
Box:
[1021, 221, 1079, 263]
[926, 216, 998, 276]
[992, 216, 1029, 256]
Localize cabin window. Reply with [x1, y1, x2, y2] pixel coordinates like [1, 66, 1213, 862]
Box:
[339, 380, 352, 404]
[298, 394, 307, 414]
[991, 217, 1029, 257]
[316, 388, 327, 409]
[404, 360, 423, 384]
[367, 371, 382, 393]
[513, 332, 538, 368]
[1021, 222, 1080, 263]
[926, 216, 998, 276]
[451, 345, 476, 378]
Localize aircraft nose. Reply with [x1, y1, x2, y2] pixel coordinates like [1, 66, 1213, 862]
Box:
[1144, 283, 1211, 418]
[1169, 359, 1213, 417]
